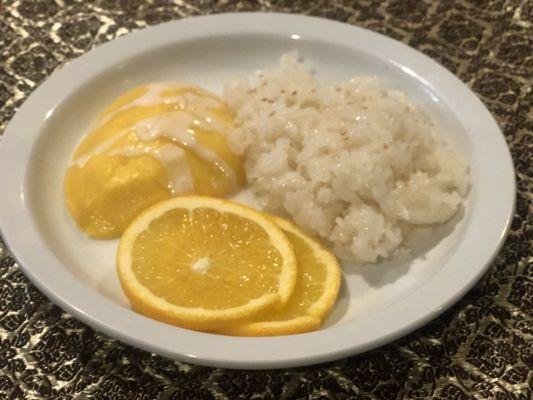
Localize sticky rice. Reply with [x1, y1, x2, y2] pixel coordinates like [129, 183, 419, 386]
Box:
[224, 53, 469, 263]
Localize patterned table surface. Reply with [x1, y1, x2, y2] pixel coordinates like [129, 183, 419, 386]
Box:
[0, 1, 531, 399]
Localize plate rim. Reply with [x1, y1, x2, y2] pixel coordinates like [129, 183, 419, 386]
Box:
[0, 12, 515, 369]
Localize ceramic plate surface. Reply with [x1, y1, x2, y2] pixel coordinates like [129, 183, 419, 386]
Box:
[0, 13, 515, 369]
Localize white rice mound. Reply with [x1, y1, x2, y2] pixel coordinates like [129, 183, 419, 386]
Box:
[223, 53, 469, 263]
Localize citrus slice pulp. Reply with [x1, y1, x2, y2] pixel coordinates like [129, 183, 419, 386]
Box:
[218, 215, 341, 336]
[117, 196, 297, 331]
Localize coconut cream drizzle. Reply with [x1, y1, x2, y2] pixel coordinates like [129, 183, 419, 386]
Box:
[72, 83, 237, 194]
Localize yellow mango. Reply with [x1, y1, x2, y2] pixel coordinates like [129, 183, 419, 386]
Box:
[64, 83, 244, 239]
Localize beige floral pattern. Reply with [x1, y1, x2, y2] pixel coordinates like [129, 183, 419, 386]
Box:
[0, 0, 531, 399]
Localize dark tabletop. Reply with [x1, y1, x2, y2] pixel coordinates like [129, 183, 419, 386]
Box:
[0, 1, 531, 399]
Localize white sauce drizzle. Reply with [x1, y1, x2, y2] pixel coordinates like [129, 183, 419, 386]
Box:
[73, 129, 131, 168]
[72, 83, 238, 193]
[109, 144, 194, 195]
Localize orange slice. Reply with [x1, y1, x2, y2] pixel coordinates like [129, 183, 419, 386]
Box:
[116, 196, 297, 331]
[218, 215, 341, 336]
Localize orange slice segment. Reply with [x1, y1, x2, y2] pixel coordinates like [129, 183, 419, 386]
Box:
[219, 215, 341, 336]
[116, 196, 297, 331]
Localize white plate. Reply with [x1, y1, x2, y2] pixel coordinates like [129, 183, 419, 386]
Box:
[0, 13, 515, 369]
